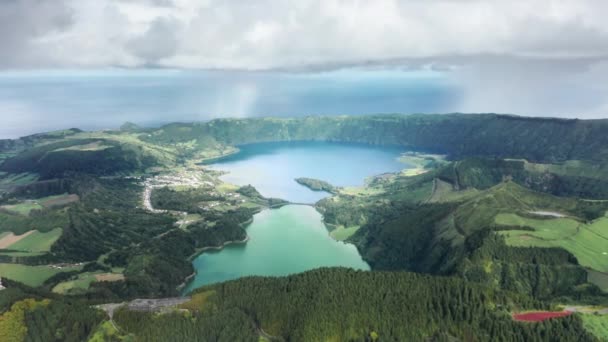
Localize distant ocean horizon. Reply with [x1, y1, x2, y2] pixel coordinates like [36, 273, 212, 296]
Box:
[0, 68, 460, 139]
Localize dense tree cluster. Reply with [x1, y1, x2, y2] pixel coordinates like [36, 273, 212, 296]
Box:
[144, 114, 608, 163]
[114, 268, 597, 341]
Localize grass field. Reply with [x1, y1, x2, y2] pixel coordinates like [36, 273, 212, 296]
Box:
[52, 140, 110, 152]
[427, 179, 480, 203]
[523, 159, 608, 182]
[0, 263, 81, 287]
[330, 226, 360, 241]
[0, 202, 43, 216]
[52, 273, 97, 294]
[52, 271, 124, 294]
[339, 186, 385, 197]
[0, 231, 34, 249]
[497, 214, 608, 273]
[582, 315, 608, 341]
[0, 194, 78, 217]
[5, 228, 62, 254]
[588, 270, 608, 292]
[37, 194, 79, 208]
[0, 173, 38, 187]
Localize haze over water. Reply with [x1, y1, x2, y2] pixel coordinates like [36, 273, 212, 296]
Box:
[0, 69, 457, 139]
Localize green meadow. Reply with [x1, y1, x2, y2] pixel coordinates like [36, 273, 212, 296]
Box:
[0, 263, 81, 287]
[582, 315, 608, 341]
[1, 202, 43, 216]
[4, 228, 63, 255]
[497, 213, 608, 273]
[52, 273, 98, 294]
[330, 225, 360, 241]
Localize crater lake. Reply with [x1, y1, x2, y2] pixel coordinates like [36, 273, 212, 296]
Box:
[185, 142, 412, 291]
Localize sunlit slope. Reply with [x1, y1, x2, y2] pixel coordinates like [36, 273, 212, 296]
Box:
[346, 179, 608, 298]
[497, 213, 608, 273]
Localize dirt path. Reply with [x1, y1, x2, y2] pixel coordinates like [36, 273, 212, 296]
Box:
[0, 230, 34, 249]
[95, 303, 125, 332]
[528, 210, 566, 218]
[424, 178, 438, 203]
[96, 303, 125, 320]
[563, 306, 608, 315]
[258, 327, 282, 341]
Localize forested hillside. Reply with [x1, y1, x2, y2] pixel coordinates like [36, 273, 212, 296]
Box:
[147, 114, 608, 163]
[114, 268, 596, 342]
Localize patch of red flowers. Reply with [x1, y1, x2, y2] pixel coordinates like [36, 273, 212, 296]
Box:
[512, 311, 572, 322]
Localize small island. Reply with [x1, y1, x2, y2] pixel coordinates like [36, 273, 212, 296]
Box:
[295, 177, 339, 194]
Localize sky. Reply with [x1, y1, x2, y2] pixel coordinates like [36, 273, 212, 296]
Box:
[1, 0, 608, 138]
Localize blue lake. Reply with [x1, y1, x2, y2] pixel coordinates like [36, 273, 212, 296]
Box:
[211, 141, 409, 203]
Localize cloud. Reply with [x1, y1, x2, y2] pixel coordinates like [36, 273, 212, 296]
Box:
[1, 0, 608, 119]
[452, 56, 608, 118]
[0, 0, 606, 70]
[0, 0, 74, 67]
[128, 17, 179, 63]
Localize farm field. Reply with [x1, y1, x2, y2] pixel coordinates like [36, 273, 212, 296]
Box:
[2, 228, 63, 255]
[37, 193, 79, 208]
[52, 272, 125, 294]
[0, 202, 43, 216]
[0, 230, 34, 249]
[0, 194, 77, 217]
[497, 214, 608, 273]
[0, 263, 82, 287]
[0, 172, 38, 188]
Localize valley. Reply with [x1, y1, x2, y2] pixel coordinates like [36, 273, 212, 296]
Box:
[1, 114, 608, 341]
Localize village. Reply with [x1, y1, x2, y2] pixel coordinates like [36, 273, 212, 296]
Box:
[140, 169, 250, 221]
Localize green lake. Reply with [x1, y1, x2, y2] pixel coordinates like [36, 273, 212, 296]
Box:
[184, 205, 369, 292]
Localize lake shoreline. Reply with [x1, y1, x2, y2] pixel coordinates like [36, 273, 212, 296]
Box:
[179, 235, 250, 293]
